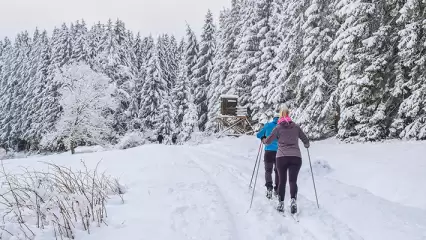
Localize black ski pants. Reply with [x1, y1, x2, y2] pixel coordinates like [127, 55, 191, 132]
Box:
[276, 156, 302, 201]
[264, 150, 278, 191]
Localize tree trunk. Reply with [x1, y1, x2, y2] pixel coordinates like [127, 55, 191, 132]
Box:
[70, 140, 76, 155]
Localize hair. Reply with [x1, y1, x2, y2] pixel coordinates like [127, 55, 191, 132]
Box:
[279, 105, 290, 118]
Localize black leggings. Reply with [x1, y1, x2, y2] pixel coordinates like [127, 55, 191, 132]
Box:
[276, 156, 302, 201]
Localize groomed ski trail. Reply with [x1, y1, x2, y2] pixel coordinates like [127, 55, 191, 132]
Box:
[192, 140, 426, 240]
[183, 149, 319, 240]
[9, 138, 424, 240]
[185, 146, 363, 240]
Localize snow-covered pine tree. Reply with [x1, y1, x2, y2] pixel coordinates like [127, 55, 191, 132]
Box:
[70, 20, 89, 63]
[172, 49, 191, 134]
[251, 0, 281, 123]
[390, 0, 426, 140]
[0, 37, 14, 149]
[328, 0, 392, 141]
[154, 36, 176, 141]
[6, 32, 32, 150]
[207, 1, 242, 131]
[192, 10, 216, 131]
[87, 22, 104, 68]
[228, 0, 258, 110]
[293, 0, 339, 140]
[41, 62, 117, 153]
[96, 19, 137, 134]
[207, 9, 232, 132]
[184, 25, 199, 85]
[30, 30, 52, 145]
[138, 40, 169, 134]
[268, 0, 308, 109]
[350, 0, 401, 141]
[20, 29, 51, 148]
[167, 35, 180, 89]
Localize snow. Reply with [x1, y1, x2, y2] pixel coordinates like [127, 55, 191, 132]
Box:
[1, 136, 426, 240]
[220, 94, 239, 99]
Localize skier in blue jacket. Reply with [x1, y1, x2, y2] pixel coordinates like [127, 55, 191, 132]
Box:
[256, 113, 280, 199]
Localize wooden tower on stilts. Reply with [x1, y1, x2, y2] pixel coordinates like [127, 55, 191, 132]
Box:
[215, 95, 254, 136]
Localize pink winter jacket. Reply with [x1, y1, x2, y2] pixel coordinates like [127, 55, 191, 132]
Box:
[264, 120, 310, 158]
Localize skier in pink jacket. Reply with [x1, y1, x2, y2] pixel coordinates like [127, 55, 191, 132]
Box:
[262, 105, 310, 214]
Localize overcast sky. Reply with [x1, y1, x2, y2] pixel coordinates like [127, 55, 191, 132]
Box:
[0, 0, 230, 40]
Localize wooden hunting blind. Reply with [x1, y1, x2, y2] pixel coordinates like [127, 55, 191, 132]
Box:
[216, 95, 253, 136]
[220, 95, 238, 116]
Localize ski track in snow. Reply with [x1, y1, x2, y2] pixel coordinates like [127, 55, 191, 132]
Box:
[188, 146, 363, 240]
[193, 141, 426, 240]
[4, 138, 426, 240]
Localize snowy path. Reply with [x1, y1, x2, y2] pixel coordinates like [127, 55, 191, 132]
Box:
[4, 137, 426, 240]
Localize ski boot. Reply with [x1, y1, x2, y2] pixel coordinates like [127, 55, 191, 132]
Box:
[266, 189, 273, 199]
[273, 188, 279, 198]
[277, 200, 284, 212]
[290, 198, 297, 214]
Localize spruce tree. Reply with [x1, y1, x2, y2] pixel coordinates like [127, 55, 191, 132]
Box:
[172, 50, 191, 132]
[184, 25, 199, 84]
[192, 10, 216, 131]
[294, 0, 338, 140]
[390, 0, 426, 140]
[228, 0, 258, 109]
[251, 0, 280, 123]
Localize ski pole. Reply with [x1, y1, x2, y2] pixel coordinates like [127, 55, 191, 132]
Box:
[249, 142, 263, 189]
[307, 148, 320, 208]
[248, 147, 263, 211]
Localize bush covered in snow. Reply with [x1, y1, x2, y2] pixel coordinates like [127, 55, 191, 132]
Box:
[116, 131, 153, 149]
[0, 161, 125, 240]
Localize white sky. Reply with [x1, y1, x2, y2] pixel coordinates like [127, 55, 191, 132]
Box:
[0, 0, 231, 40]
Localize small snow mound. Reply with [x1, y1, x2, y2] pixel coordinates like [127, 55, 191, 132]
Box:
[307, 159, 333, 176]
[186, 132, 224, 145]
[75, 145, 106, 154]
[0, 148, 6, 160]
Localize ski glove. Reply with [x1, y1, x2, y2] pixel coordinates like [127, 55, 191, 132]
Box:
[304, 143, 310, 149]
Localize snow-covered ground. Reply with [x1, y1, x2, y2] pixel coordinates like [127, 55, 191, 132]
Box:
[1, 136, 425, 240]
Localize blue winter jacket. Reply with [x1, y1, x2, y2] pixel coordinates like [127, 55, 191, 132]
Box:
[256, 117, 279, 152]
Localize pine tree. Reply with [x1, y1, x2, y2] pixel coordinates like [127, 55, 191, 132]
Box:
[185, 25, 199, 83]
[228, 0, 258, 109]
[390, 0, 426, 140]
[172, 51, 191, 133]
[328, 0, 392, 141]
[30, 31, 52, 144]
[7, 32, 32, 149]
[168, 35, 180, 89]
[97, 19, 137, 134]
[207, 2, 242, 131]
[251, 0, 280, 123]
[192, 10, 216, 131]
[293, 0, 338, 140]
[269, 0, 308, 109]
[87, 22, 104, 68]
[70, 20, 89, 63]
[0, 37, 14, 149]
[138, 41, 169, 133]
